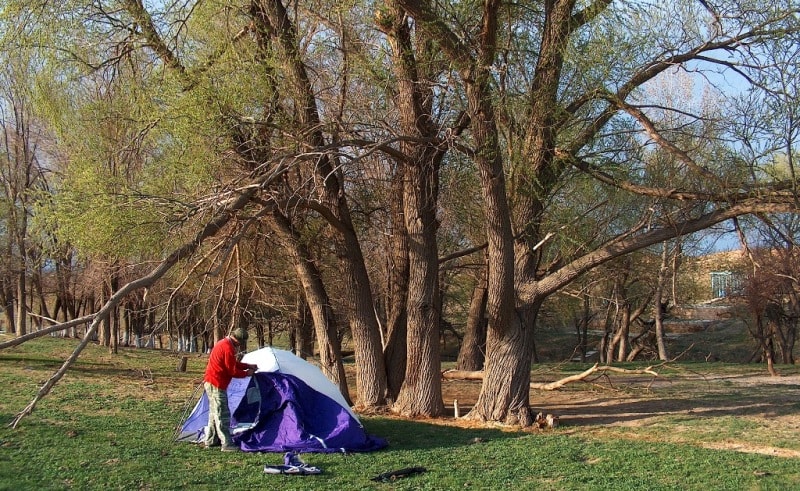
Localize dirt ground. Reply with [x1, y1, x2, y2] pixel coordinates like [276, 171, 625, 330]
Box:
[362, 314, 800, 458]
[431, 366, 800, 458]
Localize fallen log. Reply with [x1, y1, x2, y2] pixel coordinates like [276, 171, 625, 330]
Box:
[442, 363, 659, 391]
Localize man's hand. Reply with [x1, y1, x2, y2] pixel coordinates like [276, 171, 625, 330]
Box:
[246, 367, 257, 376]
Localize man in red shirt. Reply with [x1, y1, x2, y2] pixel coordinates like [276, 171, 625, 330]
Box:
[202, 327, 257, 452]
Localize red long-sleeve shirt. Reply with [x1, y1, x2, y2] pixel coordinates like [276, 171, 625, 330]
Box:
[203, 337, 251, 390]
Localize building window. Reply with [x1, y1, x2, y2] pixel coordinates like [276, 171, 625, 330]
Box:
[710, 271, 742, 298]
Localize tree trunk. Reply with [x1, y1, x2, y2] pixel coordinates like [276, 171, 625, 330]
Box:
[783, 292, 797, 364]
[577, 293, 590, 362]
[463, 80, 522, 423]
[466, 0, 579, 425]
[99, 273, 111, 347]
[457, 259, 488, 371]
[765, 336, 778, 376]
[15, 268, 26, 336]
[383, 3, 446, 417]
[31, 265, 51, 324]
[654, 245, 670, 361]
[615, 301, 632, 362]
[2, 278, 14, 334]
[269, 210, 352, 404]
[110, 264, 119, 354]
[292, 297, 315, 360]
[467, 302, 539, 426]
[121, 304, 130, 347]
[392, 150, 444, 417]
[383, 164, 409, 402]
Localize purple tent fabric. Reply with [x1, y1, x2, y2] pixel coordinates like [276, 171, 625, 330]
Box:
[231, 372, 386, 453]
[176, 347, 387, 453]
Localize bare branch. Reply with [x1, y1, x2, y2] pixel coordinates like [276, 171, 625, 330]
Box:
[9, 186, 260, 428]
[0, 314, 95, 351]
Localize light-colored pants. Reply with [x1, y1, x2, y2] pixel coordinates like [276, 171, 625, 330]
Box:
[203, 382, 232, 447]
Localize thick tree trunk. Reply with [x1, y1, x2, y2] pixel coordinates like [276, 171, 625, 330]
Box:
[392, 154, 444, 417]
[467, 0, 579, 425]
[292, 297, 314, 359]
[463, 75, 521, 424]
[383, 164, 409, 402]
[338, 229, 389, 408]
[466, 303, 539, 426]
[465, 65, 534, 422]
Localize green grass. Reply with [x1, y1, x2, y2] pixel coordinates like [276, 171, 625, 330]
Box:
[2, 336, 800, 490]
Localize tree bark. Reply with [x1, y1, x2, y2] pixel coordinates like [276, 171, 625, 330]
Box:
[392, 152, 445, 416]
[654, 245, 671, 361]
[2, 276, 14, 333]
[459, 5, 528, 424]
[457, 259, 488, 371]
[291, 296, 314, 359]
[383, 163, 409, 402]
[15, 268, 26, 336]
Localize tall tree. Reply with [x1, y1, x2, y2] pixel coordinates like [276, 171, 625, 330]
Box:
[378, 1, 449, 417]
[0, 47, 52, 336]
[395, 0, 800, 424]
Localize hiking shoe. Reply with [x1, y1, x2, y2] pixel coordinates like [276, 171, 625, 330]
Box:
[204, 442, 220, 449]
[221, 445, 240, 452]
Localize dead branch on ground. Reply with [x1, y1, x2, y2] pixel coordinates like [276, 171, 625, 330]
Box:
[442, 363, 659, 391]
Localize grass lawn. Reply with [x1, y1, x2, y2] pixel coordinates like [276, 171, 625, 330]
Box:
[1, 334, 800, 490]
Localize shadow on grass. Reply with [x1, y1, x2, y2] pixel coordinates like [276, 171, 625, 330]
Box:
[541, 384, 800, 427]
[0, 412, 15, 427]
[0, 353, 117, 371]
[362, 417, 525, 451]
[0, 353, 196, 384]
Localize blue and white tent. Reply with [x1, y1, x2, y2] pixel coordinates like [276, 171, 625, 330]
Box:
[176, 346, 387, 453]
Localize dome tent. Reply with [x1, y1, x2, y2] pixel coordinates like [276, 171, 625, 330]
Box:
[177, 346, 387, 453]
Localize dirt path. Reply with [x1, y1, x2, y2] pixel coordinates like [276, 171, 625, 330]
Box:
[434, 369, 800, 458]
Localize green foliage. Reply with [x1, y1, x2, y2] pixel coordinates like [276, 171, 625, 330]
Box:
[2, 336, 800, 490]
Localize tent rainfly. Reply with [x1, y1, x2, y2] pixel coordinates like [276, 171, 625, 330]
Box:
[176, 346, 387, 453]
